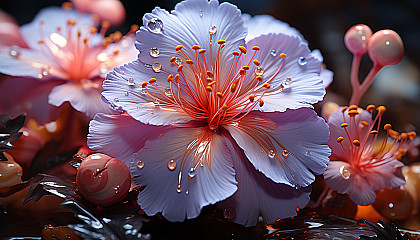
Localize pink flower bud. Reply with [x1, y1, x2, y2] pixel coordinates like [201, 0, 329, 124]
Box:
[76, 153, 131, 206]
[7, 127, 44, 169]
[368, 29, 404, 66]
[344, 24, 372, 55]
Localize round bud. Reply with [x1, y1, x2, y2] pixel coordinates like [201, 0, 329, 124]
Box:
[76, 153, 131, 206]
[344, 24, 372, 55]
[368, 29, 404, 66]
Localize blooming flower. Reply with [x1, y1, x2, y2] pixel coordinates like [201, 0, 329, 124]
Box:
[323, 105, 414, 205]
[88, 0, 330, 226]
[0, 5, 138, 122]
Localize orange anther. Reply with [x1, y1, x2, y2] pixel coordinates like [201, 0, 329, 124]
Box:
[113, 50, 120, 55]
[256, 76, 263, 81]
[232, 51, 239, 56]
[192, 45, 200, 50]
[249, 94, 255, 102]
[216, 92, 223, 98]
[142, 82, 148, 88]
[239, 46, 247, 54]
[337, 137, 344, 143]
[259, 99, 264, 107]
[348, 109, 359, 116]
[62, 2, 72, 9]
[186, 59, 194, 65]
[263, 83, 270, 89]
[252, 46, 260, 51]
[222, 105, 228, 110]
[348, 105, 358, 111]
[199, 49, 206, 54]
[242, 66, 249, 70]
[167, 75, 174, 82]
[253, 60, 260, 66]
[177, 65, 183, 72]
[361, 121, 368, 127]
[217, 40, 226, 44]
[90, 27, 98, 34]
[149, 78, 156, 84]
[206, 71, 214, 78]
[408, 132, 416, 140]
[341, 123, 349, 128]
[175, 45, 183, 51]
[352, 139, 360, 147]
[101, 21, 110, 29]
[170, 57, 176, 63]
[206, 86, 213, 92]
[130, 24, 139, 32]
[377, 106, 387, 116]
[174, 74, 179, 81]
[384, 124, 392, 130]
[370, 130, 378, 134]
[341, 106, 348, 113]
[279, 53, 287, 58]
[366, 104, 376, 112]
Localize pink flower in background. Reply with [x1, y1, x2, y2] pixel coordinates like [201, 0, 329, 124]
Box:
[88, 0, 330, 226]
[323, 105, 413, 205]
[0, 5, 138, 122]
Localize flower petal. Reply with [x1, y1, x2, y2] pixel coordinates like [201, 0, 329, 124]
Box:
[240, 33, 325, 112]
[103, 60, 196, 125]
[218, 134, 311, 226]
[49, 81, 116, 118]
[130, 127, 237, 221]
[225, 108, 330, 187]
[348, 175, 377, 206]
[364, 157, 406, 191]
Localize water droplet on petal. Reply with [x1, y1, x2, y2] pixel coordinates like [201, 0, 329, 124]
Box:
[147, 18, 163, 33]
[174, 57, 182, 65]
[149, 47, 160, 58]
[167, 159, 176, 171]
[268, 150, 275, 158]
[176, 184, 182, 193]
[8, 45, 21, 58]
[223, 207, 236, 220]
[254, 66, 264, 76]
[199, 9, 203, 17]
[124, 91, 129, 96]
[304, 149, 312, 156]
[298, 57, 307, 66]
[281, 77, 292, 90]
[209, 25, 217, 35]
[339, 165, 351, 179]
[141, 88, 147, 95]
[232, 122, 239, 127]
[153, 99, 160, 108]
[164, 87, 172, 96]
[188, 168, 196, 178]
[295, 184, 301, 190]
[114, 98, 119, 103]
[152, 61, 162, 73]
[200, 162, 204, 167]
[270, 49, 277, 57]
[137, 160, 145, 169]
[282, 149, 290, 157]
[128, 77, 135, 86]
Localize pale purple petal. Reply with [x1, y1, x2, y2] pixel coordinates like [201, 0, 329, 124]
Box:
[49, 81, 116, 118]
[363, 157, 406, 191]
[311, 49, 333, 88]
[130, 127, 237, 221]
[218, 134, 311, 226]
[225, 108, 330, 187]
[103, 60, 195, 125]
[240, 34, 325, 112]
[348, 176, 377, 206]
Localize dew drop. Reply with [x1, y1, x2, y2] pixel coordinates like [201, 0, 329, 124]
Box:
[8, 45, 21, 58]
[114, 98, 119, 103]
[147, 18, 164, 33]
[176, 184, 182, 193]
[167, 159, 176, 171]
[223, 206, 236, 220]
[232, 122, 239, 127]
[339, 165, 351, 179]
[270, 49, 277, 57]
[152, 61, 162, 73]
[294, 184, 301, 190]
[298, 57, 307, 66]
[174, 57, 182, 65]
[164, 87, 172, 96]
[149, 47, 160, 58]
[141, 88, 147, 95]
[199, 9, 203, 17]
[38, 66, 50, 78]
[188, 168, 196, 178]
[209, 25, 217, 35]
[282, 149, 290, 157]
[254, 66, 264, 76]
[281, 77, 292, 90]
[137, 160, 145, 169]
[124, 91, 129, 96]
[268, 150, 275, 158]
[128, 77, 135, 86]
[114, 185, 120, 194]
[304, 149, 312, 156]
[200, 162, 204, 167]
[153, 99, 160, 108]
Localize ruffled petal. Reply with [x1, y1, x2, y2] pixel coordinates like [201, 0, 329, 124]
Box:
[135, 0, 247, 85]
[103, 60, 195, 125]
[0, 76, 63, 124]
[225, 108, 330, 187]
[311, 49, 333, 88]
[49, 81, 116, 118]
[242, 14, 304, 42]
[348, 175, 377, 206]
[240, 34, 325, 112]
[130, 126, 237, 221]
[218, 134, 311, 226]
[323, 160, 351, 194]
[364, 157, 406, 191]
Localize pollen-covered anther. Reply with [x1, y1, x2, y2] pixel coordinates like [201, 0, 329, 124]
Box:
[113, 50, 120, 55]
[252, 46, 260, 51]
[216, 92, 223, 98]
[192, 45, 200, 50]
[177, 65, 183, 72]
[217, 40, 226, 44]
[239, 46, 247, 54]
[242, 66, 250, 70]
[396, 149, 406, 160]
[167, 74, 174, 82]
[101, 21, 110, 29]
[389, 129, 399, 139]
[67, 20, 76, 26]
[408, 132, 417, 140]
[366, 104, 376, 112]
[370, 130, 378, 134]
[341, 106, 349, 113]
[83, 38, 88, 44]
[149, 78, 157, 84]
[174, 74, 179, 81]
[199, 49, 206, 54]
[377, 106, 387, 115]
[361, 121, 368, 127]
[39, 20, 45, 25]
[259, 99, 264, 107]
[90, 27, 98, 34]
[348, 105, 358, 111]
[348, 109, 359, 116]
[170, 57, 176, 63]
[352, 139, 361, 147]
[384, 124, 392, 130]
[239, 69, 246, 75]
[222, 104, 228, 110]
[253, 60, 260, 66]
[337, 136, 344, 143]
[142, 82, 148, 88]
[38, 40, 45, 44]
[175, 45, 183, 51]
[279, 53, 287, 58]
[230, 83, 237, 92]
[232, 51, 239, 56]
[206, 86, 213, 92]
[208, 81, 216, 86]
[130, 24, 139, 32]
[263, 83, 270, 89]
[206, 71, 214, 78]
[186, 60, 194, 65]
[256, 76, 263, 82]
[341, 123, 349, 128]
[249, 94, 255, 102]
[400, 132, 408, 139]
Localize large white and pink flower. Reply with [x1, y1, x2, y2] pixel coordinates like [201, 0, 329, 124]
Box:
[88, 0, 330, 226]
[0, 6, 138, 122]
[324, 105, 413, 205]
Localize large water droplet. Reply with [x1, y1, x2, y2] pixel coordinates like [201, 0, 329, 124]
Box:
[281, 77, 292, 90]
[282, 149, 290, 157]
[298, 57, 307, 66]
[268, 150, 275, 158]
[147, 18, 163, 33]
[174, 57, 182, 65]
[270, 49, 277, 57]
[137, 160, 145, 169]
[209, 25, 217, 35]
[149, 47, 160, 58]
[339, 165, 351, 179]
[8, 45, 21, 58]
[176, 184, 182, 193]
[128, 77, 135, 86]
[188, 168, 196, 178]
[152, 61, 162, 73]
[254, 66, 264, 76]
[223, 207, 236, 220]
[167, 159, 176, 171]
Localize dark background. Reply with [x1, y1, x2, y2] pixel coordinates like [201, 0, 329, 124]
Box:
[1, 0, 420, 131]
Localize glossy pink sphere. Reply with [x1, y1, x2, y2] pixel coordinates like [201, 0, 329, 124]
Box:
[71, 0, 126, 25]
[368, 29, 404, 66]
[344, 24, 372, 55]
[76, 153, 131, 206]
